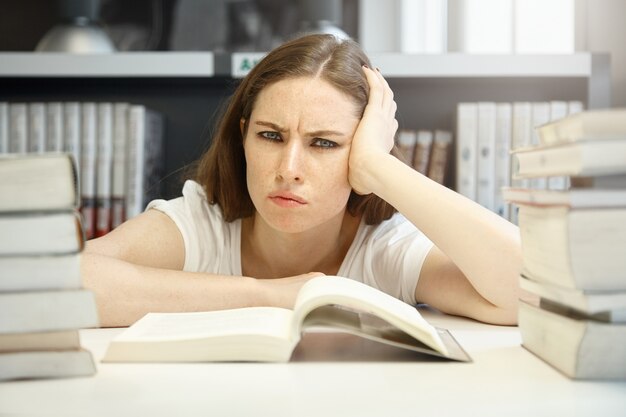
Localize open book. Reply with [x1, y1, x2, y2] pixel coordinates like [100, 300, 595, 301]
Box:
[103, 276, 470, 363]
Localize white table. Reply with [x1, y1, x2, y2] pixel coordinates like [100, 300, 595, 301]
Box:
[1, 310, 625, 417]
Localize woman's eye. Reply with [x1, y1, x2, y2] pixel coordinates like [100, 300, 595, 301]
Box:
[313, 138, 337, 148]
[259, 131, 281, 141]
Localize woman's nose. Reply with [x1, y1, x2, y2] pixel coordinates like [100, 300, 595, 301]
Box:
[276, 141, 303, 182]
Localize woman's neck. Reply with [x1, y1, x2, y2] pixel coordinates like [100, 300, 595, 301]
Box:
[241, 210, 361, 279]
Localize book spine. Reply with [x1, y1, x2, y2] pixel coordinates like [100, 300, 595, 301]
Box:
[96, 103, 113, 237]
[112, 103, 129, 228]
[127, 106, 165, 219]
[0, 102, 8, 153]
[530, 102, 550, 189]
[510, 102, 532, 224]
[28, 103, 47, 154]
[412, 130, 433, 175]
[456, 103, 478, 200]
[81, 103, 98, 240]
[547, 101, 569, 190]
[9, 103, 28, 154]
[494, 103, 512, 218]
[427, 130, 452, 185]
[63, 102, 81, 175]
[396, 129, 417, 166]
[46, 102, 64, 153]
[477, 102, 496, 211]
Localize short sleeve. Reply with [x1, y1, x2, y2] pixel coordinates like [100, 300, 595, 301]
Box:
[339, 214, 434, 305]
[146, 180, 238, 274]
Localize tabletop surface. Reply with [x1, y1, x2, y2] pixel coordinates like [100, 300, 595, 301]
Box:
[1, 309, 625, 417]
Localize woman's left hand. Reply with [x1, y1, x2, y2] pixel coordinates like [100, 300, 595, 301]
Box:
[348, 66, 398, 195]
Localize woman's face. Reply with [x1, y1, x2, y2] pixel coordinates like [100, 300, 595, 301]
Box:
[243, 76, 361, 234]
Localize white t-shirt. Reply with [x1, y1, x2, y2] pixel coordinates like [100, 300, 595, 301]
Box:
[147, 180, 434, 305]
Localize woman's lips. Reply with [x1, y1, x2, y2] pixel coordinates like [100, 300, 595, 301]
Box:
[268, 192, 307, 207]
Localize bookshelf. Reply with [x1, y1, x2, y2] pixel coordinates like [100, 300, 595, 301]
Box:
[0, 52, 611, 197]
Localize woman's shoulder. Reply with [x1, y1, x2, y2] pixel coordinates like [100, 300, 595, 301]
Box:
[147, 180, 224, 220]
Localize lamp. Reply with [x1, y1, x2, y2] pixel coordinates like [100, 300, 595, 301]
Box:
[36, 0, 116, 53]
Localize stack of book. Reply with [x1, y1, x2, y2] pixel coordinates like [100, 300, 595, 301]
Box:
[0, 153, 99, 381]
[0, 101, 165, 239]
[504, 108, 626, 380]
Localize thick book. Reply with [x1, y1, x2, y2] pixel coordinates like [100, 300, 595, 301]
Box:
[503, 187, 626, 208]
[520, 276, 626, 323]
[96, 103, 113, 237]
[102, 276, 471, 363]
[396, 129, 416, 166]
[513, 140, 626, 179]
[0, 349, 96, 381]
[537, 108, 626, 146]
[476, 102, 496, 211]
[46, 102, 64, 152]
[0, 290, 99, 334]
[0, 153, 79, 212]
[126, 105, 165, 219]
[0, 211, 84, 256]
[80, 102, 97, 240]
[427, 130, 452, 185]
[0, 253, 80, 292]
[0, 330, 80, 353]
[412, 130, 433, 175]
[494, 103, 512, 218]
[517, 204, 626, 291]
[28, 103, 46, 153]
[112, 102, 129, 228]
[456, 103, 478, 200]
[519, 300, 626, 380]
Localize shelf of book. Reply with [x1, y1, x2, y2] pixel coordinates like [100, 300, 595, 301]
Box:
[0, 52, 611, 201]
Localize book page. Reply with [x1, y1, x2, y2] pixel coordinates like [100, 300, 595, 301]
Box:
[115, 307, 293, 342]
[292, 276, 447, 355]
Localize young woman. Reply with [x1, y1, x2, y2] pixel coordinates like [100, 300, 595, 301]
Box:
[83, 34, 524, 327]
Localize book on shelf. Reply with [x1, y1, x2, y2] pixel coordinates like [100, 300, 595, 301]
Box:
[46, 102, 64, 152]
[0, 290, 99, 334]
[28, 103, 46, 154]
[0, 349, 96, 381]
[102, 276, 471, 363]
[494, 103, 512, 218]
[520, 276, 626, 323]
[519, 300, 626, 380]
[0, 102, 7, 153]
[63, 102, 81, 175]
[476, 102, 496, 211]
[81, 102, 97, 239]
[8, 103, 28, 153]
[427, 130, 452, 185]
[537, 108, 626, 146]
[412, 130, 433, 175]
[396, 129, 417, 166]
[511, 203, 626, 291]
[0, 330, 81, 353]
[546, 101, 569, 190]
[112, 102, 130, 228]
[0, 211, 84, 256]
[0, 153, 79, 212]
[456, 103, 478, 200]
[126, 105, 165, 219]
[96, 103, 113, 237]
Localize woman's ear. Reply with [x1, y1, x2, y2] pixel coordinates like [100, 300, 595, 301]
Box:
[240, 118, 246, 139]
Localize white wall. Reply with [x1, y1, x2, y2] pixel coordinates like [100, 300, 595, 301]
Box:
[577, 0, 626, 107]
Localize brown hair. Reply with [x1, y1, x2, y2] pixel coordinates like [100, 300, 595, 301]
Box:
[193, 34, 400, 224]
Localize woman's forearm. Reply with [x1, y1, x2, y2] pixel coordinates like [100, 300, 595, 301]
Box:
[360, 152, 522, 309]
[81, 253, 272, 327]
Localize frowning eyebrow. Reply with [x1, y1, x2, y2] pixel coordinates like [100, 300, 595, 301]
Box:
[254, 120, 348, 138]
